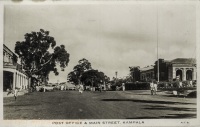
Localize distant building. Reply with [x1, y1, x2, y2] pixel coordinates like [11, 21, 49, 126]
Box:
[3, 44, 30, 91]
[129, 66, 140, 82]
[154, 59, 170, 81]
[168, 58, 196, 81]
[131, 58, 197, 82]
[140, 65, 154, 82]
[154, 58, 196, 81]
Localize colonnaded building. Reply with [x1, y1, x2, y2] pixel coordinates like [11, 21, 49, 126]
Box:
[131, 58, 197, 82]
[3, 44, 30, 92]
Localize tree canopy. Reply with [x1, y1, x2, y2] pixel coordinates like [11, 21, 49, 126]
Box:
[67, 58, 92, 85]
[15, 29, 70, 83]
[129, 66, 140, 82]
[67, 58, 110, 86]
[81, 70, 107, 87]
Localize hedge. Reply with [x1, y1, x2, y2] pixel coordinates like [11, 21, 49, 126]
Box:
[125, 82, 150, 90]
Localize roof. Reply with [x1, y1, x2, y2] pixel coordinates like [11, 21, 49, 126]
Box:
[61, 82, 75, 87]
[170, 58, 196, 64]
[3, 44, 17, 58]
[140, 65, 154, 72]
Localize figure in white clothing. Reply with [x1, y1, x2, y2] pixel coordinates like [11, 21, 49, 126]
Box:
[179, 81, 183, 88]
[150, 81, 154, 95]
[153, 82, 158, 95]
[79, 84, 84, 94]
[14, 88, 19, 101]
[122, 83, 125, 91]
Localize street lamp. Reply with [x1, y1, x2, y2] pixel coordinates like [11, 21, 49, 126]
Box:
[115, 71, 118, 79]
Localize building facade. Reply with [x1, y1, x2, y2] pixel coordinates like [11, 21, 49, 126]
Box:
[129, 66, 140, 82]
[167, 58, 196, 81]
[3, 44, 30, 91]
[131, 58, 196, 82]
[154, 59, 170, 81]
[154, 58, 196, 82]
[140, 65, 154, 82]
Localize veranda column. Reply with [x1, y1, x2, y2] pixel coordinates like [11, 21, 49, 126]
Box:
[21, 75, 23, 89]
[15, 72, 17, 89]
[192, 68, 196, 80]
[24, 77, 27, 89]
[182, 68, 186, 81]
[16, 73, 19, 88]
[17, 73, 20, 88]
[20, 74, 22, 89]
[172, 67, 176, 79]
[12, 71, 16, 90]
[19, 74, 20, 89]
[22, 75, 24, 89]
[23, 75, 25, 89]
[26, 77, 28, 89]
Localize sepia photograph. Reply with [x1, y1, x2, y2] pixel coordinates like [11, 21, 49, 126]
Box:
[0, 0, 199, 127]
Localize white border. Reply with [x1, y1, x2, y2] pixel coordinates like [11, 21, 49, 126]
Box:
[0, 0, 199, 127]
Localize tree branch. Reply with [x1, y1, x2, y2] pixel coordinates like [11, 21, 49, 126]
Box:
[30, 55, 53, 75]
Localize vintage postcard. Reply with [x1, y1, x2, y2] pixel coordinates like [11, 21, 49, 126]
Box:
[0, 0, 199, 127]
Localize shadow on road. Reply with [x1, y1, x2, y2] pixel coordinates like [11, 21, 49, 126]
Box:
[143, 105, 196, 112]
[160, 113, 196, 118]
[101, 99, 194, 105]
[4, 104, 41, 107]
[126, 113, 196, 119]
[126, 116, 158, 119]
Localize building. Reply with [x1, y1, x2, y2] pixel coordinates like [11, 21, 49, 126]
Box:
[168, 58, 196, 81]
[3, 44, 30, 91]
[131, 58, 197, 82]
[129, 66, 140, 82]
[154, 59, 171, 81]
[140, 65, 154, 82]
[154, 58, 196, 82]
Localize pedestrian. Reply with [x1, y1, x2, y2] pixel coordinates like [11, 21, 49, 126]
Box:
[14, 87, 19, 101]
[189, 80, 193, 87]
[179, 81, 183, 88]
[79, 84, 83, 94]
[122, 83, 125, 91]
[99, 84, 102, 92]
[150, 81, 154, 95]
[154, 81, 158, 95]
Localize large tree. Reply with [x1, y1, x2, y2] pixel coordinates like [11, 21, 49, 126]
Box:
[129, 66, 140, 82]
[67, 58, 92, 85]
[15, 29, 70, 84]
[80, 70, 108, 87]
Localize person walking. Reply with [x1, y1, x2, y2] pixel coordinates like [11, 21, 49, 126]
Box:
[179, 81, 183, 88]
[189, 80, 193, 87]
[150, 81, 154, 95]
[154, 81, 158, 95]
[99, 84, 102, 92]
[79, 84, 83, 94]
[14, 87, 19, 101]
[122, 83, 125, 91]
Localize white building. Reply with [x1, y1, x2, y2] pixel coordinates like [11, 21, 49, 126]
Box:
[3, 44, 30, 91]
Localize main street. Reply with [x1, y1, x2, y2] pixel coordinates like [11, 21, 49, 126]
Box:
[4, 90, 196, 119]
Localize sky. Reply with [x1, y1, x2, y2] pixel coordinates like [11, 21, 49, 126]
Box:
[4, 3, 196, 83]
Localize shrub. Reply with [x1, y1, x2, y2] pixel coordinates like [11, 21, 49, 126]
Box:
[125, 82, 150, 90]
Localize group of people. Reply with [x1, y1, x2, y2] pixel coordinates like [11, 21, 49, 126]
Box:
[150, 81, 158, 95]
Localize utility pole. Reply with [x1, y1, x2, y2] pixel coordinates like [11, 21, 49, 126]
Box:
[157, 4, 159, 83]
[92, 78, 93, 91]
